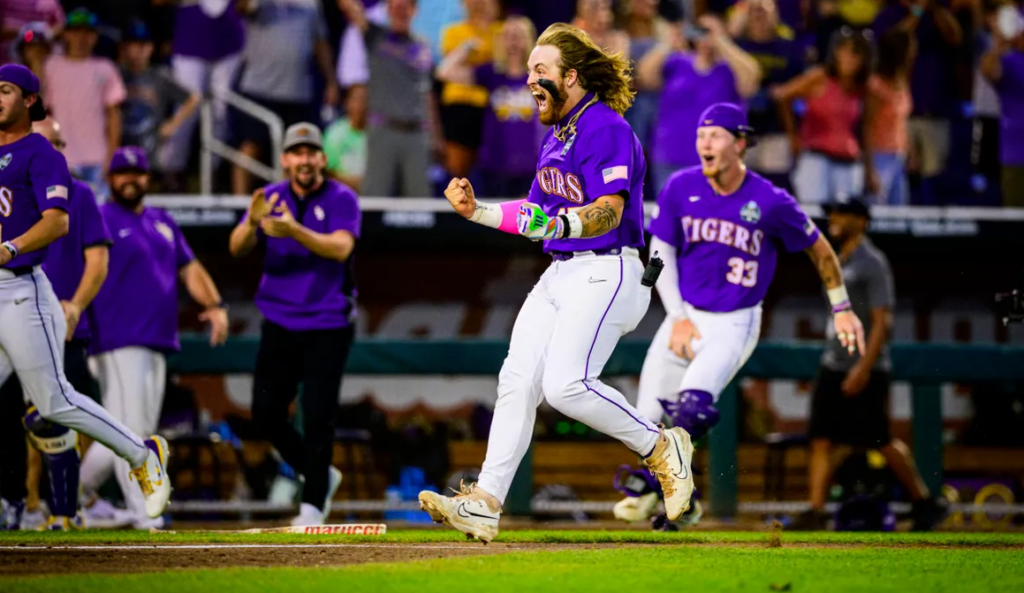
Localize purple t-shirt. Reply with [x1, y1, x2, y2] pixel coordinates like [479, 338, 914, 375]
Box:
[474, 64, 542, 175]
[89, 203, 195, 355]
[648, 168, 820, 312]
[528, 95, 646, 254]
[41, 180, 112, 342]
[994, 51, 1024, 166]
[172, 1, 245, 61]
[873, 5, 958, 118]
[250, 179, 361, 331]
[0, 133, 71, 269]
[653, 54, 742, 167]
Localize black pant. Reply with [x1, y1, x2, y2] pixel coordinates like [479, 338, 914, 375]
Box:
[0, 338, 95, 503]
[807, 366, 892, 448]
[251, 320, 354, 510]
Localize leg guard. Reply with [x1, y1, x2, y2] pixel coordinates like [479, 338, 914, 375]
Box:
[660, 390, 719, 440]
[24, 406, 80, 519]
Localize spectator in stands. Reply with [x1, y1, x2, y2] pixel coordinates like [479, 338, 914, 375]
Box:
[336, 1, 389, 89]
[339, 0, 438, 198]
[797, 197, 948, 532]
[438, 0, 502, 179]
[621, 0, 671, 154]
[981, 3, 1024, 208]
[232, 0, 341, 195]
[438, 15, 540, 198]
[805, 0, 884, 62]
[972, 1, 1006, 203]
[119, 20, 201, 191]
[0, 0, 63, 66]
[873, 0, 963, 205]
[574, 0, 630, 57]
[772, 27, 875, 204]
[10, 22, 53, 85]
[867, 29, 914, 205]
[639, 15, 762, 195]
[730, 0, 808, 185]
[324, 85, 369, 192]
[45, 8, 125, 200]
[165, 0, 245, 186]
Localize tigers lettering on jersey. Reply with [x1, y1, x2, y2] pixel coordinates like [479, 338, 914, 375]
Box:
[681, 216, 764, 256]
[536, 167, 584, 204]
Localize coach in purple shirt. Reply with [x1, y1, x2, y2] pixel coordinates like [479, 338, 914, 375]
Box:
[229, 122, 361, 528]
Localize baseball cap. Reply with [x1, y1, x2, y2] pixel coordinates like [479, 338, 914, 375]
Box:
[0, 64, 46, 121]
[108, 146, 150, 174]
[283, 122, 324, 152]
[123, 20, 151, 42]
[823, 196, 871, 220]
[65, 8, 99, 30]
[697, 103, 757, 146]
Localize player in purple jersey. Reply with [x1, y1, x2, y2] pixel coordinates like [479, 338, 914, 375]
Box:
[0, 64, 170, 525]
[419, 23, 695, 543]
[611, 103, 866, 528]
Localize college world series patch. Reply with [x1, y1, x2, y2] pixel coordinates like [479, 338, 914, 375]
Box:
[740, 200, 761, 223]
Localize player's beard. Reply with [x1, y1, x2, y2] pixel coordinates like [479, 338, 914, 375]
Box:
[110, 182, 145, 210]
[536, 79, 567, 126]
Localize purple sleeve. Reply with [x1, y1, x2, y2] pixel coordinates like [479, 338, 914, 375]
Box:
[579, 123, 636, 200]
[75, 184, 112, 248]
[167, 213, 195, 269]
[30, 148, 71, 213]
[770, 189, 820, 252]
[663, 53, 689, 81]
[647, 173, 681, 247]
[327, 186, 362, 238]
[473, 63, 493, 89]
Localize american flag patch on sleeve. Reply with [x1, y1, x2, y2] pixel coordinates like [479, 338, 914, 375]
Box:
[46, 185, 68, 200]
[602, 166, 628, 183]
[804, 218, 817, 236]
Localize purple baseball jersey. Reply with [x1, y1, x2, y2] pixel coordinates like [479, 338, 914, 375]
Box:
[41, 179, 112, 341]
[528, 93, 646, 254]
[89, 202, 195, 355]
[247, 179, 361, 331]
[648, 167, 820, 312]
[0, 133, 71, 269]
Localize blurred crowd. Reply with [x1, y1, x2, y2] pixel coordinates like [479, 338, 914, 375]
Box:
[2, 0, 1023, 206]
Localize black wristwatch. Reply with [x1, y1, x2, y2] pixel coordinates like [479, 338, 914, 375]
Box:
[1, 241, 17, 259]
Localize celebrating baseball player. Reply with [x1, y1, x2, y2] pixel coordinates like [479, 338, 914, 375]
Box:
[77, 145, 228, 529]
[0, 116, 116, 531]
[419, 23, 694, 543]
[0, 64, 171, 527]
[611, 103, 865, 527]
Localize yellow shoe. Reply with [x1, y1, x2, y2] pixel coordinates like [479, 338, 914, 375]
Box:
[130, 436, 172, 519]
[419, 481, 500, 543]
[613, 492, 660, 523]
[643, 427, 695, 521]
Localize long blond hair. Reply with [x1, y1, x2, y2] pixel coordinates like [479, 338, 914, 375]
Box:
[536, 23, 635, 115]
[493, 16, 537, 75]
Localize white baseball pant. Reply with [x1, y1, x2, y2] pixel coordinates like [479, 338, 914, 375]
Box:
[80, 347, 166, 522]
[0, 268, 148, 467]
[476, 250, 660, 504]
[636, 302, 762, 422]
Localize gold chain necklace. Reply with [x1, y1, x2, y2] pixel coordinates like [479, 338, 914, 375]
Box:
[553, 96, 599, 144]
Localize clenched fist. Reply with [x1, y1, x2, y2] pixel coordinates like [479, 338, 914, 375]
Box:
[444, 178, 477, 219]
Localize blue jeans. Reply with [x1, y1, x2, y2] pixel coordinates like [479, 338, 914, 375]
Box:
[790, 152, 864, 204]
[871, 152, 909, 206]
[70, 165, 109, 203]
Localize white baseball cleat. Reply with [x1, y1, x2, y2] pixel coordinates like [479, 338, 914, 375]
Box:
[613, 492, 660, 523]
[322, 467, 343, 523]
[419, 482, 501, 544]
[130, 436, 172, 519]
[82, 498, 134, 529]
[643, 427, 695, 521]
[291, 502, 325, 527]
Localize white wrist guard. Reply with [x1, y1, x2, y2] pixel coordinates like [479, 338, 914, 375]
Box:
[469, 201, 501, 228]
[827, 285, 852, 314]
[560, 211, 583, 239]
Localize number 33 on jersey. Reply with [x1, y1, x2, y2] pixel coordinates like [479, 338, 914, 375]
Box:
[648, 168, 821, 313]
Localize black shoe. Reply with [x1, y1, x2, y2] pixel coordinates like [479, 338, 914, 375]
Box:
[790, 509, 829, 531]
[910, 496, 950, 532]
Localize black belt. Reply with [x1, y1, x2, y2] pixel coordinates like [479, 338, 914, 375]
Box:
[1, 266, 33, 277]
[550, 247, 626, 262]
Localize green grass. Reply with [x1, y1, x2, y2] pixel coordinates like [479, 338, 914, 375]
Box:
[2, 531, 1023, 593]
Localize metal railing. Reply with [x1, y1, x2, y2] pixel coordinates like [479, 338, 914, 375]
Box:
[199, 89, 285, 194]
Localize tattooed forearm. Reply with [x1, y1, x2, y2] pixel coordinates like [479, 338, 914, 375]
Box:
[579, 200, 622, 238]
[806, 237, 843, 288]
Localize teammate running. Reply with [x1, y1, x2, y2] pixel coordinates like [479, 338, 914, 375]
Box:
[611, 103, 865, 527]
[418, 23, 694, 543]
[0, 65, 170, 524]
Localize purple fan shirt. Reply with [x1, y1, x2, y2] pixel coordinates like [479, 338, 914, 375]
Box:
[474, 64, 542, 175]
[994, 51, 1024, 167]
[41, 179, 112, 341]
[0, 133, 71, 269]
[246, 179, 361, 331]
[648, 168, 820, 312]
[172, 0, 245, 61]
[89, 202, 195, 355]
[528, 94, 646, 254]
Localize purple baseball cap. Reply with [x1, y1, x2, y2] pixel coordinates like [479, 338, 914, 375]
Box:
[108, 146, 150, 174]
[0, 64, 46, 122]
[697, 103, 756, 146]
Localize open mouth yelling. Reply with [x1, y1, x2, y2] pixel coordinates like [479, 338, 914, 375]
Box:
[532, 91, 548, 112]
